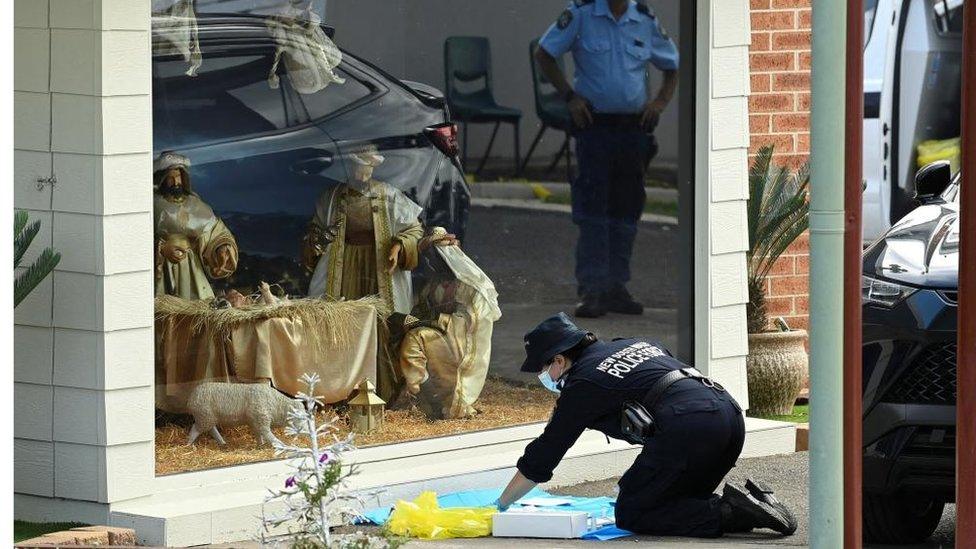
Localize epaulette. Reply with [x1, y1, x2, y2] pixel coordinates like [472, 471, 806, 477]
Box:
[636, 2, 655, 18]
[573, 0, 594, 7]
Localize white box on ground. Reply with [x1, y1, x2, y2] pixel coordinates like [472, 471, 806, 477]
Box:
[492, 509, 589, 539]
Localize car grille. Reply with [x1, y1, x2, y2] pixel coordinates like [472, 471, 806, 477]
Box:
[901, 427, 956, 459]
[884, 343, 957, 405]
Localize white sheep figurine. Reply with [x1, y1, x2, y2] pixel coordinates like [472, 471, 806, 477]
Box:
[186, 381, 300, 447]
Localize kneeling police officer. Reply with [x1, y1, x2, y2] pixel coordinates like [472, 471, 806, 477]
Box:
[495, 313, 797, 537]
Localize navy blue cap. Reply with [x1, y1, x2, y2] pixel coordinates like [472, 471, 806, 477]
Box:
[520, 312, 591, 373]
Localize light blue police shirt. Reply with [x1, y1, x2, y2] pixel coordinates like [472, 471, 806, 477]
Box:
[539, 0, 679, 114]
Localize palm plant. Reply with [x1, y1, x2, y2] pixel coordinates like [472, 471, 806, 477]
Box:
[15, 210, 61, 308]
[747, 146, 810, 333]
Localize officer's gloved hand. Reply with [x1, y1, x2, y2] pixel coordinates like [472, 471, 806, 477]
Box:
[493, 499, 510, 513]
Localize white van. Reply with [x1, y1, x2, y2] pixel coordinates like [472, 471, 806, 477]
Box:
[862, 0, 964, 245]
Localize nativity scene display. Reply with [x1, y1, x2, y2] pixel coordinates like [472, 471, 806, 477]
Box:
[151, 146, 549, 474]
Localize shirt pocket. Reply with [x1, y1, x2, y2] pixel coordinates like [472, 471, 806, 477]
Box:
[581, 36, 611, 55]
[670, 398, 719, 415]
[625, 42, 652, 71]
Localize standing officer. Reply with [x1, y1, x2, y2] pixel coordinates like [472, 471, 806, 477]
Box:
[536, 0, 679, 318]
[495, 313, 798, 537]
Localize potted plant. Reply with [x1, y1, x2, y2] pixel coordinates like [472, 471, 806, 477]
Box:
[745, 146, 810, 416]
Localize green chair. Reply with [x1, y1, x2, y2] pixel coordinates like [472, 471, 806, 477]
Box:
[523, 38, 573, 179]
[444, 36, 522, 175]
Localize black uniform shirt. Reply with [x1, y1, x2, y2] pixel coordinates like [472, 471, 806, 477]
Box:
[516, 338, 687, 483]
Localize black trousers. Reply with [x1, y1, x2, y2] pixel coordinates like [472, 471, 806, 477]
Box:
[614, 383, 746, 538]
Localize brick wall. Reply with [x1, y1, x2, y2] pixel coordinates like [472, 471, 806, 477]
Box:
[748, 0, 812, 331]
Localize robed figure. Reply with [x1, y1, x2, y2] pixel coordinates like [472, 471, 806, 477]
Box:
[153, 151, 238, 300]
[303, 145, 424, 314]
[302, 145, 424, 401]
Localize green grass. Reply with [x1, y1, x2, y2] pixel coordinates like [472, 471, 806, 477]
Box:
[542, 193, 678, 217]
[753, 404, 809, 424]
[14, 521, 87, 543]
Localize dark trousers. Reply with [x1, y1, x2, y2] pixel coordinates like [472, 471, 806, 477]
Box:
[614, 384, 746, 538]
[571, 124, 649, 296]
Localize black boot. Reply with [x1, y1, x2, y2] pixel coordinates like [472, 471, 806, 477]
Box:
[744, 478, 798, 534]
[604, 285, 644, 315]
[575, 293, 607, 318]
[720, 482, 796, 536]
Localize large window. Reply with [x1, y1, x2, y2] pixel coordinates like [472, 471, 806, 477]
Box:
[151, 0, 696, 474]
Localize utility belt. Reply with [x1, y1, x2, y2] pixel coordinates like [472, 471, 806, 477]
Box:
[620, 368, 726, 445]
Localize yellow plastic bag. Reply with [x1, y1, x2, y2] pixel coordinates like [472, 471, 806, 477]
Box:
[386, 491, 496, 539]
[917, 137, 961, 173]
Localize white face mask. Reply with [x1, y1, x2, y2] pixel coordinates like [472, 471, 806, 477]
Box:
[538, 367, 563, 394]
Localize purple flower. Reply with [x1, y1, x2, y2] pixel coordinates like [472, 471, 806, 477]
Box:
[285, 476, 296, 488]
[318, 452, 331, 464]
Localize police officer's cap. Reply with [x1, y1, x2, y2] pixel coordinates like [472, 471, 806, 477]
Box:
[520, 312, 592, 373]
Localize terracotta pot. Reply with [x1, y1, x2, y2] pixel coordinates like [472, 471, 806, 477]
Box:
[746, 330, 808, 416]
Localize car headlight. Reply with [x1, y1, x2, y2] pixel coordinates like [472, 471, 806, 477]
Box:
[861, 276, 917, 307]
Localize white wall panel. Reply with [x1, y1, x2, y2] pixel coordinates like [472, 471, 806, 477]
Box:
[54, 328, 100, 389]
[15, 440, 55, 497]
[711, 47, 749, 99]
[53, 271, 100, 331]
[710, 252, 748, 307]
[712, 0, 750, 48]
[15, 91, 52, 152]
[50, 29, 99, 95]
[102, 0, 151, 30]
[102, 31, 152, 96]
[101, 96, 153, 154]
[103, 387, 154, 445]
[710, 147, 749, 202]
[54, 442, 101, 501]
[15, 0, 50, 29]
[51, 94, 100, 154]
[711, 97, 750, 150]
[102, 153, 153, 215]
[103, 328, 154, 390]
[103, 442, 154, 501]
[53, 212, 99, 273]
[14, 326, 54, 385]
[710, 201, 749, 255]
[14, 383, 54, 441]
[103, 213, 153, 274]
[15, 150, 53, 211]
[50, 0, 98, 30]
[710, 305, 749, 359]
[15, 29, 51, 93]
[102, 271, 154, 331]
[53, 387, 102, 444]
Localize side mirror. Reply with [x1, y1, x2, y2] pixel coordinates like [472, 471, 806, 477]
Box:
[914, 160, 952, 203]
[324, 25, 336, 39]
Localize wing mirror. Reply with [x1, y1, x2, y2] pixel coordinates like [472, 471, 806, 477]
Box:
[914, 160, 952, 204]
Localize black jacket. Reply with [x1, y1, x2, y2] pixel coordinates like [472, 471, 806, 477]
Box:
[516, 338, 690, 483]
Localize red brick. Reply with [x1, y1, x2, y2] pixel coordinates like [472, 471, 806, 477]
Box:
[751, 0, 772, 8]
[773, 72, 811, 91]
[796, 254, 810, 273]
[770, 275, 809, 296]
[771, 0, 811, 8]
[798, 51, 812, 70]
[752, 11, 795, 31]
[797, 92, 812, 110]
[772, 113, 810, 132]
[794, 295, 810, 314]
[765, 296, 795, 316]
[769, 255, 796, 275]
[751, 73, 771, 93]
[751, 52, 794, 71]
[749, 93, 794, 113]
[750, 114, 771, 133]
[797, 9, 812, 30]
[785, 232, 810, 254]
[750, 134, 795, 154]
[771, 153, 810, 170]
[751, 32, 771, 52]
[772, 31, 812, 50]
[797, 133, 810, 153]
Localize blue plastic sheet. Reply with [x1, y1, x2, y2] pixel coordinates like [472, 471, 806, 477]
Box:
[360, 488, 633, 541]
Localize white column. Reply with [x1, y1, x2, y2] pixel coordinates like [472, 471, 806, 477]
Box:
[694, 0, 752, 409]
[15, 0, 156, 513]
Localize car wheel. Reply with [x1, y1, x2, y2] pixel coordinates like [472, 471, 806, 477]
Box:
[863, 492, 944, 544]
